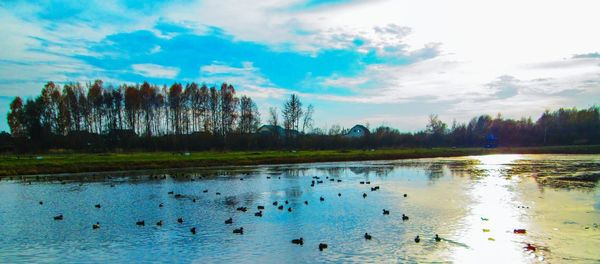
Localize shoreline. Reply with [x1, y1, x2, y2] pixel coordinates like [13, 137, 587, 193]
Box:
[1, 145, 599, 177]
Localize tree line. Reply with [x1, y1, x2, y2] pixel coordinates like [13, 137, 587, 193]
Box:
[2, 80, 599, 152]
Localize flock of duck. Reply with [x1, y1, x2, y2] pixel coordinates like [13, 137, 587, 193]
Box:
[44, 173, 445, 252]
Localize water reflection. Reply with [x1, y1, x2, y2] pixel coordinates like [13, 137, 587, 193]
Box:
[0, 154, 598, 263]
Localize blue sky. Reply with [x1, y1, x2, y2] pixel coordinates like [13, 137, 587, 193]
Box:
[1, 0, 599, 132]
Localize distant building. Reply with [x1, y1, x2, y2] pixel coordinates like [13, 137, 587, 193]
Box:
[485, 133, 498, 148]
[345, 125, 370, 138]
[257, 125, 299, 137]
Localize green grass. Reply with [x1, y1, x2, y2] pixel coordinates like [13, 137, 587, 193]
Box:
[1, 145, 599, 177]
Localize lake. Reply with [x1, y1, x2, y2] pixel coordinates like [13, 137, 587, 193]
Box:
[0, 154, 599, 263]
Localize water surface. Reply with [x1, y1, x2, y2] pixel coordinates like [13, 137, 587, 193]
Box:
[0, 154, 599, 263]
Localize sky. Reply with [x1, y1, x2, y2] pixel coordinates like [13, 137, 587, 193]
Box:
[1, 0, 599, 132]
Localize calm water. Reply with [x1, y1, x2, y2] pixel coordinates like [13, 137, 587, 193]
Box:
[0, 154, 599, 263]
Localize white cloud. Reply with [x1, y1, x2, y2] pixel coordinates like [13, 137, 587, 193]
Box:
[132, 64, 180, 79]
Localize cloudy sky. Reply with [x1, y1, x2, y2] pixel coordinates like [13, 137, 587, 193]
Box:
[1, 0, 599, 132]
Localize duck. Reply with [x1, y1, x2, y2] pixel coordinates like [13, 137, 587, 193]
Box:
[255, 211, 263, 217]
[403, 193, 408, 197]
[177, 217, 184, 224]
[382, 209, 390, 215]
[360, 181, 365, 184]
[95, 204, 101, 208]
[54, 214, 64, 220]
[203, 189, 208, 193]
[224, 218, 233, 224]
[338, 193, 341, 197]
[366, 181, 371, 184]
[156, 220, 163, 226]
[402, 214, 409, 221]
[159, 203, 164, 208]
[39, 201, 43, 205]
[525, 243, 536, 251]
[337, 179, 342, 182]
[371, 187, 376, 191]
[320, 197, 325, 202]
[233, 227, 244, 234]
[240, 178, 244, 181]
[318, 243, 328, 251]
[92, 222, 100, 229]
[257, 205, 265, 210]
[168, 191, 174, 195]
[304, 200, 308, 205]
[284, 200, 289, 205]
[363, 193, 367, 198]
[317, 180, 323, 184]
[435, 234, 441, 242]
[192, 199, 196, 203]
[236, 207, 248, 212]
[291, 238, 304, 245]
[278, 205, 284, 210]
[273, 201, 278, 206]
[288, 207, 293, 212]
[364, 233, 372, 240]
[216, 192, 221, 195]
[415, 235, 420, 243]
[136, 220, 145, 226]
[174, 194, 183, 199]
[190, 227, 197, 235]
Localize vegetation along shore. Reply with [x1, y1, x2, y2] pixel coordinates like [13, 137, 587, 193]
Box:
[1, 145, 599, 177]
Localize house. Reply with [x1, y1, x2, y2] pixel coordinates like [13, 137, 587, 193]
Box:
[257, 125, 299, 137]
[345, 125, 370, 138]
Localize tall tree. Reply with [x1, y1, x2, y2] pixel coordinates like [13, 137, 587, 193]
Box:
[7, 97, 25, 137]
[238, 95, 260, 134]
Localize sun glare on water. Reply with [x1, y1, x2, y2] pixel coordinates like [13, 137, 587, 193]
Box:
[451, 154, 542, 263]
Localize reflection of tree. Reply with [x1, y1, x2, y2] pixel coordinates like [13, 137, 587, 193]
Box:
[425, 163, 444, 181]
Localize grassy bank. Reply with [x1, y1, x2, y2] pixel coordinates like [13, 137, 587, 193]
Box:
[1, 145, 599, 177]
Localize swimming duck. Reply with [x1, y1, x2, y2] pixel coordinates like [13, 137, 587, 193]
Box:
[174, 194, 183, 199]
[192, 199, 196, 203]
[366, 181, 371, 184]
[363, 193, 367, 198]
[403, 194, 408, 197]
[435, 234, 441, 242]
[177, 217, 184, 224]
[95, 204, 101, 208]
[364, 233, 372, 240]
[278, 205, 284, 210]
[168, 191, 174, 195]
[338, 193, 341, 197]
[236, 207, 248, 212]
[159, 203, 164, 208]
[224, 218, 233, 224]
[273, 201, 278, 206]
[285, 200, 289, 204]
[318, 243, 328, 251]
[255, 211, 263, 217]
[402, 214, 409, 221]
[382, 209, 390, 215]
[415, 235, 420, 243]
[257, 205, 265, 210]
[320, 197, 325, 202]
[525, 243, 536, 251]
[216, 192, 221, 195]
[92, 222, 100, 229]
[360, 181, 365, 184]
[291, 238, 304, 245]
[288, 207, 293, 212]
[233, 227, 244, 234]
[190, 227, 197, 234]
[304, 201, 308, 205]
[39, 201, 43, 205]
[337, 179, 342, 182]
[157, 220, 163, 226]
[54, 214, 64, 220]
[203, 189, 208, 193]
[136, 220, 145, 226]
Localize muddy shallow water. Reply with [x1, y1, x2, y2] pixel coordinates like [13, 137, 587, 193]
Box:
[0, 154, 599, 263]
